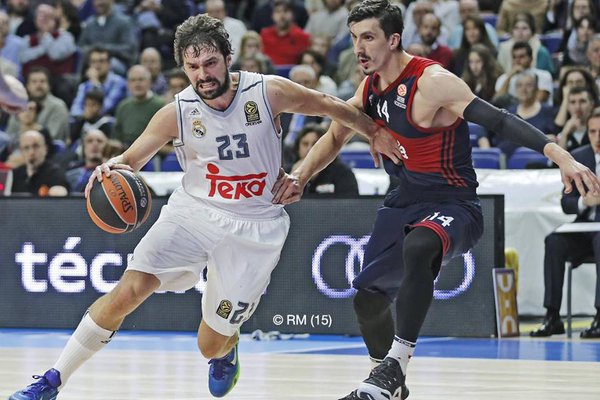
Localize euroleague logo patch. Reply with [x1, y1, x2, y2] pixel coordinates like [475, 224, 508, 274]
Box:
[217, 299, 233, 319]
[395, 84, 407, 109]
[244, 101, 262, 126]
[397, 84, 407, 97]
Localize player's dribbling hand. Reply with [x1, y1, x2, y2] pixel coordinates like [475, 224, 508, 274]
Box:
[369, 126, 403, 167]
[84, 159, 134, 198]
[271, 168, 304, 205]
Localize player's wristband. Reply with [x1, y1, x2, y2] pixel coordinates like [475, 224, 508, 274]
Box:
[463, 97, 551, 154]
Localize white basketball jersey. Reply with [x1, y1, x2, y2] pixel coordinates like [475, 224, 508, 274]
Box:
[174, 71, 283, 218]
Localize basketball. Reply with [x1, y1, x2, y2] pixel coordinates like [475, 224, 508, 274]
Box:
[86, 170, 152, 234]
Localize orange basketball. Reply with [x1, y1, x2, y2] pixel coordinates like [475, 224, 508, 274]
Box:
[86, 170, 152, 234]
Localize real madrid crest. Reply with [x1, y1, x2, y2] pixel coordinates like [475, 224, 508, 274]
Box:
[192, 119, 206, 138]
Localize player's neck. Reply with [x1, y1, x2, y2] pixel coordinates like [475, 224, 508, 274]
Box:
[376, 51, 412, 88]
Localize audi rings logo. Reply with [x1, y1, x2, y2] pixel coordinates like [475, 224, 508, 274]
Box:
[311, 235, 476, 300]
[312, 235, 370, 299]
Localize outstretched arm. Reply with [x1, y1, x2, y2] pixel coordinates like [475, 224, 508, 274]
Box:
[266, 75, 402, 165]
[420, 67, 600, 197]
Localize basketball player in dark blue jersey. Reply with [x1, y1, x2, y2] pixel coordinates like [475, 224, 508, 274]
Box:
[272, 1, 600, 399]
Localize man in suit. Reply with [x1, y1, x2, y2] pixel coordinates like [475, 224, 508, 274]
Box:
[531, 107, 600, 338]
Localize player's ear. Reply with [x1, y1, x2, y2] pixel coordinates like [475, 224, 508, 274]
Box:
[226, 55, 232, 68]
[389, 33, 401, 51]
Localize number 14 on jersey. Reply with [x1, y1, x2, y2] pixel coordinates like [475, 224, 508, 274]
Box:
[422, 212, 454, 227]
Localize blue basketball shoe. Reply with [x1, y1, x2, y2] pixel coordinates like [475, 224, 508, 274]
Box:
[9, 369, 61, 400]
[208, 343, 240, 397]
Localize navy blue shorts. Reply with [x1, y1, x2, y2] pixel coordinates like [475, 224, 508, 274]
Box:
[353, 200, 484, 299]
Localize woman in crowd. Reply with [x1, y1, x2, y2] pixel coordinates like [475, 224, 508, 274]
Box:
[285, 123, 358, 197]
[231, 30, 276, 74]
[497, 12, 554, 75]
[562, 16, 598, 67]
[558, 0, 597, 51]
[452, 15, 497, 77]
[461, 44, 502, 102]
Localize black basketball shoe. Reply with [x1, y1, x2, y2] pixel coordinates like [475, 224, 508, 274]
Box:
[338, 390, 361, 400]
[355, 357, 410, 400]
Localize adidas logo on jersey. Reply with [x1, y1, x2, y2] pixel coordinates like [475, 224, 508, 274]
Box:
[189, 108, 201, 116]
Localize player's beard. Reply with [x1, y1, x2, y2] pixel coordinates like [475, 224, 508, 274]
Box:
[195, 72, 231, 100]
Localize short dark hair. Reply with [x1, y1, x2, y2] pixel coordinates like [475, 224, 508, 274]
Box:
[587, 106, 600, 127]
[569, 86, 596, 103]
[512, 41, 533, 58]
[84, 88, 104, 104]
[26, 66, 50, 82]
[88, 45, 109, 59]
[174, 14, 233, 67]
[273, 0, 293, 12]
[347, 0, 404, 49]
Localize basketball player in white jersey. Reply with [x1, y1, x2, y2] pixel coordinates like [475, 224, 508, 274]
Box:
[9, 13, 403, 400]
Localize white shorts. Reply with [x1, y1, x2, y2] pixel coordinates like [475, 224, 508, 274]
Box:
[127, 187, 290, 336]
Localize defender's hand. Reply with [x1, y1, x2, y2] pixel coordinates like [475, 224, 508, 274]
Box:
[272, 168, 304, 205]
[369, 126, 403, 167]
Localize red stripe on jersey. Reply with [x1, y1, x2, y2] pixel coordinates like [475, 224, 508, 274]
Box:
[413, 220, 451, 255]
[386, 125, 468, 187]
[443, 129, 467, 187]
[387, 129, 444, 172]
[439, 129, 458, 186]
[450, 129, 467, 187]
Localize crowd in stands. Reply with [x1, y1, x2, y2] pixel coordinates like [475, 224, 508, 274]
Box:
[1, 0, 600, 197]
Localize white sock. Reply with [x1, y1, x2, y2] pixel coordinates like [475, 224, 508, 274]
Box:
[386, 336, 416, 375]
[369, 356, 383, 370]
[53, 312, 117, 390]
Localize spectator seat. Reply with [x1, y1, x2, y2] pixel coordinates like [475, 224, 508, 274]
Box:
[472, 147, 502, 169]
[507, 147, 549, 169]
[161, 152, 183, 171]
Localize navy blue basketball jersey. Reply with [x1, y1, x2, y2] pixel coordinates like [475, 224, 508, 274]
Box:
[362, 57, 478, 207]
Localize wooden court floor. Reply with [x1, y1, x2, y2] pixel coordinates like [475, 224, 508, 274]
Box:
[1, 330, 599, 400]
